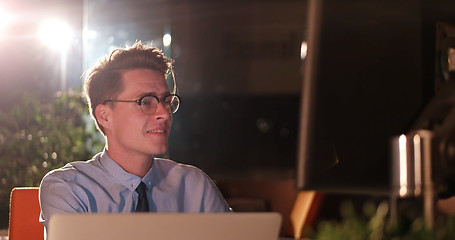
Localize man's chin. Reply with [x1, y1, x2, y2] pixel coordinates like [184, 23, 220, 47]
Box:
[150, 146, 168, 156]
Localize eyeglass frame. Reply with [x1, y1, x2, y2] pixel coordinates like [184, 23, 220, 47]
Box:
[102, 93, 181, 115]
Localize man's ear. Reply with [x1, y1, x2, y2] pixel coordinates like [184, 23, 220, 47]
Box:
[95, 104, 112, 130]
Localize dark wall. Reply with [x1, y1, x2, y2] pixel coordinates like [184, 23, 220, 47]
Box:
[168, 94, 300, 180]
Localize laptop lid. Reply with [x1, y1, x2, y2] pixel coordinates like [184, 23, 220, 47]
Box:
[47, 212, 282, 240]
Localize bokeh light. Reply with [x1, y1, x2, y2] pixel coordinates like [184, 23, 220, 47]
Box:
[300, 41, 308, 60]
[38, 19, 73, 50]
[0, 7, 12, 39]
[163, 33, 171, 47]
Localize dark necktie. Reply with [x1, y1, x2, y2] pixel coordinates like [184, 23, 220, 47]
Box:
[135, 181, 149, 212]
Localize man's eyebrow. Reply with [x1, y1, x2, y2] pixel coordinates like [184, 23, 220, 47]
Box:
[136, 92, 171, 98]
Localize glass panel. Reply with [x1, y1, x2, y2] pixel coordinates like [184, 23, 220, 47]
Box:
[85, 0, 307, 180]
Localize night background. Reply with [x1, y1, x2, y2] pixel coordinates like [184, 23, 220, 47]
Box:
[1, 0, 455, 238]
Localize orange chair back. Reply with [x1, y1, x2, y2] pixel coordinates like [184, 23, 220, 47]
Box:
[8, 187, 44, 240]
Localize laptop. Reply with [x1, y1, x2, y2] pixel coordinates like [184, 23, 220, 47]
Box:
[47, 212, 282, 240]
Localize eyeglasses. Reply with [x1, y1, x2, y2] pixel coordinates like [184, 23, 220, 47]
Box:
[103, 94, 181, 115]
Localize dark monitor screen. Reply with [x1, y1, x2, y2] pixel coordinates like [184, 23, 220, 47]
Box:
[296, 0, 427, 194]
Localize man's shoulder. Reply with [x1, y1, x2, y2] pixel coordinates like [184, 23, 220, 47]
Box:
[153, 158, 207, 178]
[42, 155, 101, 183]
[154, 158, 200, 171]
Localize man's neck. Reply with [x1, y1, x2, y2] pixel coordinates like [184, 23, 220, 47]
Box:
[105, 146, 153, 178]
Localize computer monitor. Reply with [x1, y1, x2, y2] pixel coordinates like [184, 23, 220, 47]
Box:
[296, 0, 429, 194]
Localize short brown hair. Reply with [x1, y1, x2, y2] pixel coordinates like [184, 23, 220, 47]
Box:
[84, 41, 173, 135]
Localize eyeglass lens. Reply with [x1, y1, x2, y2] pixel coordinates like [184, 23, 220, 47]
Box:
[140, 95, 180, 115]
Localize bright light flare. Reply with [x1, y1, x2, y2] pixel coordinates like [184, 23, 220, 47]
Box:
[398, 134, 408, 197]
[300, 41, 308, 59]
[163, 33, 172, 47]
[413, 134, 421, 196]
[39, 19, 73, 50]
[0, 7, 12, 36]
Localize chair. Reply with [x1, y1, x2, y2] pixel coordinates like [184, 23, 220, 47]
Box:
[8, 187, 44, 240]
[216, 179, 323, 238]
[289, 191, 324, 239]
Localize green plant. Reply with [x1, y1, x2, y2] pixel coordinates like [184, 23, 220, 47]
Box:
[311, 200, 455, 240]
[0, 90, 104, 228]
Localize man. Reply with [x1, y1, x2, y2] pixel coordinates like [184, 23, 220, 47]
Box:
[39, 42, 231, 237]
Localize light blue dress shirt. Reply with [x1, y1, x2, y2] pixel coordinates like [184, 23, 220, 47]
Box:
[39, 150, 230, 237]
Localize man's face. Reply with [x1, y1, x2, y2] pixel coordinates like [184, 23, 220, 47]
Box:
[105, 68, 172, 157]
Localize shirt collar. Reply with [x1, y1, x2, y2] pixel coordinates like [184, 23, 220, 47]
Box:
[99, 149, 154, 191]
